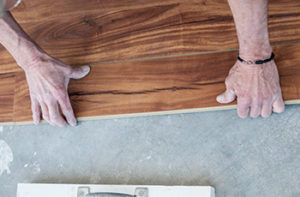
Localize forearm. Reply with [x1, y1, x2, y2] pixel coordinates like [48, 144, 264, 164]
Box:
[227, 0, 272, 60]
[0, 11, 44, 68]
[217, 0, 285, 118]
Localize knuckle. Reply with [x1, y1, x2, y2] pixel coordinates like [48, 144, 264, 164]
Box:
[55, 91, 67, 101]
[236, 91, 249, 98]
[65, 105, 73, 112]
[263, 97, 272, 104]
[51, 115, 61, 122]
[64, 66, 73, 76]
[262, 93, 272, 100]
[252, 94, 263, 102]
[32, 110, 39, 115]
[238, 98, 250, 105]
[53, 85, 65, 94]
[32, 113, 39, 119]
[252, 99, 263, 106]
[60, 99, 72, 111]
[251, 103, 261, 109]
[43, 94, 55, 103]
[261, 94, 272, 102]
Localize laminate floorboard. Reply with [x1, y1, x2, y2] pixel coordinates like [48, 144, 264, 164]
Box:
[11, 44, 300, 123]
[0, 74, 15, 122]
[1, 0, 300, 124]
[0, 0, 299, 74]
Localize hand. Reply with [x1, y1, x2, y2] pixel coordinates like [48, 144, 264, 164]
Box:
[0, 11, 90, 126]
[22, 54, 90, 126]
[216, 60, 285, 118]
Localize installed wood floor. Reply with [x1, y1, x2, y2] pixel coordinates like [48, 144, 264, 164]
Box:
[0, 0, 300, 124]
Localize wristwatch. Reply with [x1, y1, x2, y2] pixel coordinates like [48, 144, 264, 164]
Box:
[0, 0, 21, 18]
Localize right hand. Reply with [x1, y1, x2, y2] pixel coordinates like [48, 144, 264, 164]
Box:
[216, 60, 285, 118]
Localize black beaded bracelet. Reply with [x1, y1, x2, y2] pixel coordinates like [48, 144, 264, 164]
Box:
[237, 52, 275, 65]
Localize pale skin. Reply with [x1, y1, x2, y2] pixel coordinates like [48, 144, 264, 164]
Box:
[0, 0, 284, 127]
[0, 11, 90, 127]
[216, 0, 285, 118]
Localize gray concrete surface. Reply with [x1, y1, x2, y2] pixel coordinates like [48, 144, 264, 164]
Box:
[0, 105, 299, 197]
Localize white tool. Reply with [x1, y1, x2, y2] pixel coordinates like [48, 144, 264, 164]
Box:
[17, 184, 215, 197]
[0, 0, 21, 18]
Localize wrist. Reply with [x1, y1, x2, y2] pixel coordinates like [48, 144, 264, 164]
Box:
[0, 11, 47, 70]
[238, 41, 272, 60]
[13, 39, 47, 70]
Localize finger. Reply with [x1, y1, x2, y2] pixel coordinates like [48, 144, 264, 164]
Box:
[273, 97, 285, 113]
[237, 97, 251, 118]
[47, 100, 67, 127]
[30, 97, 41, 125]
[69, 65, 90, 79]
[40, 101, 51, 124]
[250, 101, 262, 118]
[261, 101, 273, 118]
[57, 94, 77, 127]
[216, 89, 236, 104]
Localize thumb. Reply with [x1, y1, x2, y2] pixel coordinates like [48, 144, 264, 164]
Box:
[70, 65, 90, 79]
[216, 89, 236, 104]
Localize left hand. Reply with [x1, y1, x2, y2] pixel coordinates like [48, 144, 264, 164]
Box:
[21, 54, 90, 126]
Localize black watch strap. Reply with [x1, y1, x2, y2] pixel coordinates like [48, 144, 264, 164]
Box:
[237, 52, 275, 65]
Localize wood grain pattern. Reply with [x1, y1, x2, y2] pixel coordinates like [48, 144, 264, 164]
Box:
[0, 74, 15, 122]
[1, 0, 300, 74]
[12, 44, 300, 122]
[1, 0, 300, 124]
[13, 72, 30, 122]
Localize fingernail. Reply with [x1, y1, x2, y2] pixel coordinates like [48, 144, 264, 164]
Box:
[33, 117, 39, 125]
[70, 119, 77, 127]
[216, 95, 223, 103]
[82, 65, 90, 73]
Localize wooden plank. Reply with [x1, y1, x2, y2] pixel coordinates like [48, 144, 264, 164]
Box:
[11, 0, 300, 24]
[0, 73, 15, 122]
[11, 44, 300, 123]
[1, 0, 299, 74]
[12, 51, 233, 122]
[17, 184, 215, 197]
[12, 0, 184, 23]
[13, 72, 30, 122]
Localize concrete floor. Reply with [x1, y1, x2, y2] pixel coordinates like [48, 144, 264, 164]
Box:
[0, 105, 299, 197]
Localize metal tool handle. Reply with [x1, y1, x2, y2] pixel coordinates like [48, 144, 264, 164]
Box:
[86, 193, 133, 197]
[78, 187, 148, 197]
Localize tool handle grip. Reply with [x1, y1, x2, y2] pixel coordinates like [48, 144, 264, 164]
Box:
[86, 193, 133, 197]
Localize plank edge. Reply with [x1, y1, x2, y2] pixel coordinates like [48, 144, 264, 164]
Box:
[2, 99, 299, 126]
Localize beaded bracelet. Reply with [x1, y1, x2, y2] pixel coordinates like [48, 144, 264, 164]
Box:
[237, 53, 275, 65]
